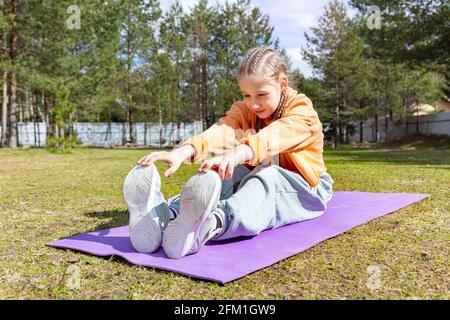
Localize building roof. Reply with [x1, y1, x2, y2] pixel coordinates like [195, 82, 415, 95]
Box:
[411, 99, 450, 116]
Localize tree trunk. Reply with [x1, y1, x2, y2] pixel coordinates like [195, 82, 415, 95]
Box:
[8, 70, 18, 148]
[54, 124, 59, 139]
[335, 104, 340, 147]
[149, 121, 152, 146]
[197, 58, 204, 130]
[68, 112, 73, 138]
[33, 91, 43, 147]
[201, 60, 209, 128]
[37, 108, 41, 147]
[127, 107, 133, 143]
[59, 124, 64, 139]
[159, 106, 162, 148]
[1, 71, 8, 146]
[107, 107, 112, 141]
[176, 122, 181, 145]
[53, 95, 60, 143]
[385, 113, 389, 141]
[8, 0, 18, 148]
[43, 92, 51, 145]
[126, 33, 136, 144]
[415, 96, 419, 134]
[121, 122, 126, 145]
[212, 83, 216, 124]
[1, 0, 8, 147]
[144, 122, 147, 145]
[335, 65, 341, 147]
[27, 90, 32, 123]
[18, 94, 22, 122]
[32, 92, 37, 147]
[374, 113, 379, 143]
[342, 98, 347, 144]
[403, 96, 408, 134]
[359, 118, 364, 143]
[193, 50, 204, 130]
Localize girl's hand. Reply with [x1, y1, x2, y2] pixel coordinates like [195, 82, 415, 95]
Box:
[199, 154, 237, 180]
[199, 144, 253, 180]
[137, 145, 195, 177]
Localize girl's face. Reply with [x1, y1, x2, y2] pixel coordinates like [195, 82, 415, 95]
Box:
[238, 74, 288, 119]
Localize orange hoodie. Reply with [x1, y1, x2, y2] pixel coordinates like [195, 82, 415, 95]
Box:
[180, 86, 327, 188]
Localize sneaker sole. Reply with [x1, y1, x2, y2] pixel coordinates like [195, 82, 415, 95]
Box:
[123, 165, 162, 253]
[162, 171, 221, 259]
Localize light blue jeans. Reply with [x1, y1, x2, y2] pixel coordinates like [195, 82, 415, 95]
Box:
[167, 164, 334, 241]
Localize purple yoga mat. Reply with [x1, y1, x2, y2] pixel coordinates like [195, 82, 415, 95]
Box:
[48, 192, 429, 284]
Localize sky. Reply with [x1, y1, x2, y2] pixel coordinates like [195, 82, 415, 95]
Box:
[159, 0, 358, 78]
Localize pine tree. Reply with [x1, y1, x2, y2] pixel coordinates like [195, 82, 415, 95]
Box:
[1, 0, 18, 148]
[0, 0, 10, 146]
[156, 0, 190, 125]
[208, 0, 275, 124]
[0, 0, 288, 148]
[351, 0, 449, 100]
[303, 0, 365, 146]
[114, 0, 161, 143]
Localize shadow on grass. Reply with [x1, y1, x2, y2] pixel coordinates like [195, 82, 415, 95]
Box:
[84, 209, 129, 230]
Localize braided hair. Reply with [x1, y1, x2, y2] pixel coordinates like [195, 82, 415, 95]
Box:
[237, 47, 290, 132]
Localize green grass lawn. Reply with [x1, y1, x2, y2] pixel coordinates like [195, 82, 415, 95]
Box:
[0, 145, 448, 299]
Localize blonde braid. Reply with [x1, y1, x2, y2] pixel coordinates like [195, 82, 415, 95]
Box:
[237, 47, 291, 132]
[250, 48, 269, 73]
[239, 48, 259, 75]
[255, 88, 288, 132]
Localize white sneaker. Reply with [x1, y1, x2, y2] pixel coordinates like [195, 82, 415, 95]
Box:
[162, 170, 222, 259]
[123, 165, 170, 253]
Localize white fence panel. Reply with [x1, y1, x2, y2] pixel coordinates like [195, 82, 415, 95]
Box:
[348, 112, 450, 142]
[1, 121, 203, 147]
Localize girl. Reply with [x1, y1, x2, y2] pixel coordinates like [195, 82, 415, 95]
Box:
[123, 47, 334, 259]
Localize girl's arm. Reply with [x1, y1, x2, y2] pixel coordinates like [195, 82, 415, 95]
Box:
[199, 144, 254, 180]
[172, 144, 195, 161]
[179, 101, 249, 163]
[137, 144, 195, 177]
